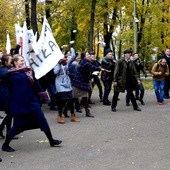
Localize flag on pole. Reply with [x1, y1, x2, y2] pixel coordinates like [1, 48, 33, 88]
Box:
[6, 32, 11, 54]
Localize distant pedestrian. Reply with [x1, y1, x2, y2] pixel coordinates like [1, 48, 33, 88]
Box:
[151, 58, 169, 104]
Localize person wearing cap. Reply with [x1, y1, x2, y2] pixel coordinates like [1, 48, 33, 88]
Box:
[111, 49, 141, 112]
[101, 48, 116, 105]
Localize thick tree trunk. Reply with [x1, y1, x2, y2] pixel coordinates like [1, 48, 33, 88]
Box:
[25, 0, 30, 29]
[89, 0, 96, 52]
[31, 0, 39, 38]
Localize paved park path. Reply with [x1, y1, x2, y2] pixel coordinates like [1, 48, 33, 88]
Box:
[0, 90, 170, 170]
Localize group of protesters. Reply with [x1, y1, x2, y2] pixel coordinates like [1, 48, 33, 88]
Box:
[0, 45, 170, 162]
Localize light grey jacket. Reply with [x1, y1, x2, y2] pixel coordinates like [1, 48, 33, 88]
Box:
[53, 49, 75, 93]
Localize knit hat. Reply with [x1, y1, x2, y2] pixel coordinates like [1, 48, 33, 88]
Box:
[104, 48, 113, 56]
[124, 49, 132, 54]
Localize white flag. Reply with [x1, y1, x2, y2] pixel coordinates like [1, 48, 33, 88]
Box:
[22, 22, 30, 66]
[31, 17, 63, 79]
[6, 33, 11, 54]
[14, 22, 23, 55]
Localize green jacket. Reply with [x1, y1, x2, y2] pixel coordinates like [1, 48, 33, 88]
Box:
[113, 58, 139, 92]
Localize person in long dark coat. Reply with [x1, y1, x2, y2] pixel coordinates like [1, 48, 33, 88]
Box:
[111, 49, 141, 112]
[1, 54, 62, 152]
[0, 54, 13, 138]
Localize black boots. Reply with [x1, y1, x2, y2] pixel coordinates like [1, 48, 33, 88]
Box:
[44, 128, 62, 147]
[2, 143, 15, 152]
[81, 97, 94, 118]
[0, 130, 5, 138]
[2, 137, 15, 152]
[86, 109, 94, 118]
[50, 139, 62, 147]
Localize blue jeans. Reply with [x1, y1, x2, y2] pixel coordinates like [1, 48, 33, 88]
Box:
[153, 80, 165, 102]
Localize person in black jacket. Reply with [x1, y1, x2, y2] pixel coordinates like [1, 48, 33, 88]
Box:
[126, 53, 147, 105]
[88, 52, 103, 103]
[161, 48, 170, 99]
[101, 49, 116, 105]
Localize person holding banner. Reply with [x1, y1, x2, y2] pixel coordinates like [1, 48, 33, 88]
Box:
[1, 54, 62, 152]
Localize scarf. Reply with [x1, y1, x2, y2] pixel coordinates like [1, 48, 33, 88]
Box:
[8, 66, 34, 84]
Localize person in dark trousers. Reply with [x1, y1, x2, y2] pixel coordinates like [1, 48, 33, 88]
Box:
[88, 52, 103, 103]
[0, 54, 13, 138]
[68, 52, 82, 113]
[111, 49, 141, 112]
[126, 53, 147, 106]
[1, 55, 62, 152]
[161, 48, 170, 99]
[54, 50, 80, 124]
[101, 49, 116, 105]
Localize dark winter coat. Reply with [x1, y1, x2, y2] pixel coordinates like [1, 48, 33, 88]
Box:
[72, 59, 101, 91]
[133, 58, 146, 76]
[101, 57, 115, 81]
[8, 69, 42, 116]
[113, 58, 139, 92]
[0, 66, 10, 111]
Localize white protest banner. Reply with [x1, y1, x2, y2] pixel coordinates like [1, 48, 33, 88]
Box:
[30, 17, 63, 79]
[14, 22, 23, 55]
[6, 32, 11, 54]
[22, 22, 31, 66]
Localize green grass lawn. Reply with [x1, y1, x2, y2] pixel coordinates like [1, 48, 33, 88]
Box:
[93, 78, 154, 90]
[142, 79, 153, 90]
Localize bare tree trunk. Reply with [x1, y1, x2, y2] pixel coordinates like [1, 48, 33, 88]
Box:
[25, 0, 30, 29]
[46, 0, 52, 19]
[89, 0, 96, 52]
[31, 0, 39, 38]
[103, 0, 119, 54]
[137, 0, 148, 51]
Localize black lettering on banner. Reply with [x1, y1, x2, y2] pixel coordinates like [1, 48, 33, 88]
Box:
[30, 58, 39, 67]
[44, 25, 52, 33]
[44, 25, 52, 36]
[36, 55, 43, 62]
[41, 49, 51, 59]
[49, 41, 57, 52]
